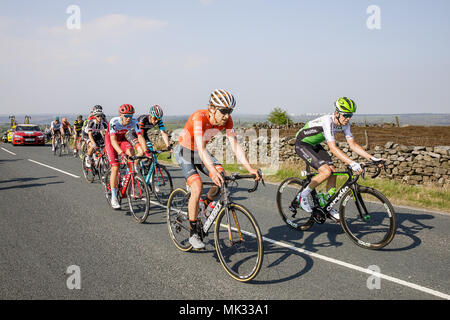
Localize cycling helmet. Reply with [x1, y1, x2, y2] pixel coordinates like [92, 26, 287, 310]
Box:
[62, 117, 68, 123]
[119, 104, 135, 114]
[93, 109, 103, 117]
[55, 116, 59, 121]
[209, 89, 236, 109]
[335, 97, 357, 113]
[77, 114, 83, 120]
[92, 105, 103, 112]
[150, 105, 163, 119]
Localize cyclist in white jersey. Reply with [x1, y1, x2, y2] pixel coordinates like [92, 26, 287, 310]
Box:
[294, 97, 383, 221]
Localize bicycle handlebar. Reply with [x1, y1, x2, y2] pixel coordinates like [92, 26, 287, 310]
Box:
[346, 160, 386, 181]
[223, 169, 265, 193]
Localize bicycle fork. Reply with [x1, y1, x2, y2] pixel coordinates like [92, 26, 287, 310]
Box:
[351, 186, 371, 222]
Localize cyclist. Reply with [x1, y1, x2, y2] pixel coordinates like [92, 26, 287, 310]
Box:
[137, 104, 172, 154]
[84, 110, 108, 168]
[73, 115, 84, 156]
[50, 116, 62, 152]
[174, 89, 262, 249]
[60, 117, 73, 140]
[105, 104, 152, 209]
[294, 97, 382, 221]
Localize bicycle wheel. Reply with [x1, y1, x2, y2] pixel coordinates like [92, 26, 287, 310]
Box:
[214, 203, 264, 282]
[103, 168, 119, 206]
[151, 164, 173, 205]
[82, 154, 96, 183]
[166, 188, 192, 251]
[276, 177, 314, 231]
[58, 139, 62, 157]
[126, 173, 150, 223]
[339, 186, 397, 250]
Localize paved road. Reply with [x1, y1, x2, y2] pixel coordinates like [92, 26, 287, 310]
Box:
[1, 144, 449, 300]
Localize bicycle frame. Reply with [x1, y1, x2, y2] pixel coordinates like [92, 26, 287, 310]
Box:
[302, 163, 381, 222]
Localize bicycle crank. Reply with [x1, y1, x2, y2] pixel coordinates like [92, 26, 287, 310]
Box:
[312, 208, 327, 224]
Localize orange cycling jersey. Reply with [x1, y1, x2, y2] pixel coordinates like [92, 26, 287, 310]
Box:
[178, 109, 235, 151]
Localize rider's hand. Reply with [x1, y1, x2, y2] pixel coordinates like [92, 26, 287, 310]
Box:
[248, 168, 263, 181]
[144, 151, 152, 159]
[350, 161, 363, 175]
[119, 152, 128, 163]
[210, 169, 224, 187]
[370, 156, 385, 168]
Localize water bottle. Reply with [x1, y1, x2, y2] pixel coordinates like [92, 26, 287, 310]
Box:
[317, 192, 326, 207]
[204, 201, 216, 218]
[326, 187, 337, 200]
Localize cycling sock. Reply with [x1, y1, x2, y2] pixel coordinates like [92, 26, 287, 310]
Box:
[189, 220, 198, 236]
[300, 186, 313, 198]
[111, 188, 118, 199]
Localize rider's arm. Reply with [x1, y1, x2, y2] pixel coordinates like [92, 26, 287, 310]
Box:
[160, 130, 170, 149]
[227, 134, 254, 173]
[327, 140, 354, 165]
[110, 134, 123, 155]
[195, 134, 216, 173]
[88, 131, 96, 147]
[347, 137, 372, 161]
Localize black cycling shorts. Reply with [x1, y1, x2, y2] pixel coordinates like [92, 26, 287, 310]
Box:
[295, 140, 333, 170]
[174, 144, 223, 185]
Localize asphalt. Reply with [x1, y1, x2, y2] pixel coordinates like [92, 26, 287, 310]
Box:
[0, 143, 449, 300]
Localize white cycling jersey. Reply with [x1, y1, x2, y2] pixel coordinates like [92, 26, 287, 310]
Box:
[296, 114, 353, 146]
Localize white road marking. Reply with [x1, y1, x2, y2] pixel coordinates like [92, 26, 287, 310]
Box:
[28, 159, 80, 178]
[1, 147, 16, 156]
[162, 199, 450, 299]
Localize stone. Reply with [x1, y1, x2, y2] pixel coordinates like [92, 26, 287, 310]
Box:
[385, 141, 394, 149]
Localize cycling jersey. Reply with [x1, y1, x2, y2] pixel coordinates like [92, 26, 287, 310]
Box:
[137, 114, 166, 141]
[87, 119, 107, 138]
[295, 114, 353, 146]
[107, 116, 142, 141]
[178, 109, 235, 151]
[73, 120, 83, 132]
[50, 121, 61, 131]
[105, 116, 142, 167]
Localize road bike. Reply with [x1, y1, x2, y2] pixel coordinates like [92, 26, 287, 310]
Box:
[276, 161, 397, 250]
[82, 144, 109, 184]
[139, 147, 173, 205]
[61, 132, 71, 155]
[166, 170, 265, 282]
[104, 155, 151, 223]
[53, 133, 62, 156]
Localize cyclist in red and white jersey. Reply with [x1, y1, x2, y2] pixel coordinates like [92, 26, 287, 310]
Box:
[105, 104, 152, 209]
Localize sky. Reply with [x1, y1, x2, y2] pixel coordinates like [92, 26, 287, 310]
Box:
[0, 0, 449, 116]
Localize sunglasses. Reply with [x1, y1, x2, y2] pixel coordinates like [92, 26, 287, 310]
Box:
[217, 108, 233, 115]
[341, 113, 353, 119]
[122, 114, 133, 118]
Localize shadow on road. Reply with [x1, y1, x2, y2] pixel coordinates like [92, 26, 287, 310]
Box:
[0, 181, 64, 191]
[0, 176, 58, 184]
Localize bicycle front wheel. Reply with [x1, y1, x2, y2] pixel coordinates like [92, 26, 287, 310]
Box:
[166, 188, 192, 252]
[151, 164, 173, 205]
[276, 177, 314, 231]
[339, 186, 397, 250]
[214, 203, 264, 282]
[82, 155, 96, 183]
[127, 173, 150, 223]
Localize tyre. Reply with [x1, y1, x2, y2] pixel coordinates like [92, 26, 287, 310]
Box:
[339, 186, 397, 250]
[126, 173, 150, 223]
[214, 203, 264, 282]
[82, 155, 96, 183]
[104, 169, 121, 207]
[276, 177, 314, 231]
[151, 164, 173, 205]
[166, 188, 192, 251]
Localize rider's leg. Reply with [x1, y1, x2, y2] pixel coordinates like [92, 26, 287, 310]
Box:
[205, 165, 224, 203]
[326, 165, 337, 191]
[187, 175, 206, 249]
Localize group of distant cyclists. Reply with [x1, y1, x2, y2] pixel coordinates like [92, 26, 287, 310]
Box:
[48, 89, 384, 250]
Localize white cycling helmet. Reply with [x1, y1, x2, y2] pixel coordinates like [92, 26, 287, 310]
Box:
[209, 89, 236, 109]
